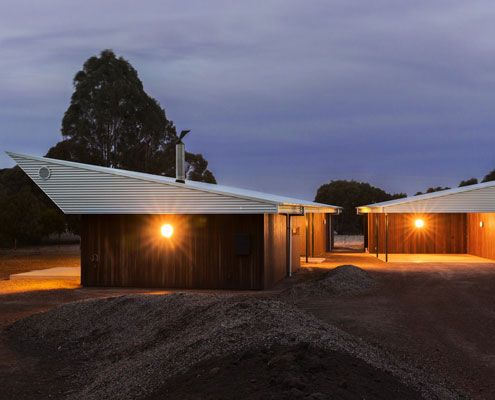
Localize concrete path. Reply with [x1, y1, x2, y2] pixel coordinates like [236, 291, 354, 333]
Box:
[10, 267, 80, 281]
[304, 251, 495, 269]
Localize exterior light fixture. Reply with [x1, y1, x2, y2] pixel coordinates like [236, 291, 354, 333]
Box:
[480, 221, 484, 228]
[160, 224, 174, 238]
[414, 219, 425, 228]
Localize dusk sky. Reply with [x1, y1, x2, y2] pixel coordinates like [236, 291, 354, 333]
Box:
[1, 1, 494, 200]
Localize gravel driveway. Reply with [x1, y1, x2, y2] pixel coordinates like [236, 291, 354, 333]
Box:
[299, 254, 495, 400]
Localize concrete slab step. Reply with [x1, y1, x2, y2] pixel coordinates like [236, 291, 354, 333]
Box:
[10, 267, 80, 280]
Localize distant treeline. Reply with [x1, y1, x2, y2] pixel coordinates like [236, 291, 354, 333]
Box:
[413, 171, 495, 195]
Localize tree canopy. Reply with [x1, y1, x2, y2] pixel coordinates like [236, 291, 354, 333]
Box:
[47, 49, 215, 182]
[459, 178, 478, 187]
[482, 169, 495, 183]
[415, 186, 451, 195]
[0, 167, 66, 248]
[315, 180, 406, 234]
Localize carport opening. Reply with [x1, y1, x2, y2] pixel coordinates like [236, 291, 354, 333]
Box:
[362, 212, 495, 263]
[295, 213, 365, 261]
[328, 213, 365, 253]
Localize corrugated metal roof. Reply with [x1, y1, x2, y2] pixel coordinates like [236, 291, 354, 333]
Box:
[357, 181, 495, 213]
[7, 152, 341, 215]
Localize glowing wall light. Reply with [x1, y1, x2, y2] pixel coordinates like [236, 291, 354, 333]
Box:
[479, 221, 484, 228]
[414, 218, 425, 228]
[160, 224, 174, 238]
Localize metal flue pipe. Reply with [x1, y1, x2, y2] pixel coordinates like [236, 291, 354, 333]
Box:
[176, 142, 185, 183]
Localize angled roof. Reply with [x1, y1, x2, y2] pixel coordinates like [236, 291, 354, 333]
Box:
[357, 181, 495, 213]
[7, 152, 341, 215]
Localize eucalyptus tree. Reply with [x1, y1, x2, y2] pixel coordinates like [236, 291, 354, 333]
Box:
[47, 49, 215, 182]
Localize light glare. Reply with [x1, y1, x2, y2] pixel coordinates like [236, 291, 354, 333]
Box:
[161, 224, 174, 238]
[414, 219, 425, 228]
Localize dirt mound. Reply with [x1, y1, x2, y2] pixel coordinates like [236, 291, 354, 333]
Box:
[147, 342, 421, 400]
[7, 293, 456, 400]
[284, 265, 376, 299]
[321, 265, 376, 294]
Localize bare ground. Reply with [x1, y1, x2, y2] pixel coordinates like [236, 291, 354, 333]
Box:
[295, 254, 495, 400]
[0, 245, 80, 280]
[147, 343, 422, 400]
[0, 247, 494, 399]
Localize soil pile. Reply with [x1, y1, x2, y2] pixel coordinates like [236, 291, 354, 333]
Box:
[147, 342, 421, 400]
[7, 293, 454, 400]
[283, 265, 376, 300]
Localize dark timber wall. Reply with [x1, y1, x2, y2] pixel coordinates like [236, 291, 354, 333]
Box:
[467, 213, 495, 260]
[263, 214, 287, 288]
[367, 213, 467, 254]
[292, 214, 327, 257]
[81, 213, 307, 290]
[81, 214, 264, 289]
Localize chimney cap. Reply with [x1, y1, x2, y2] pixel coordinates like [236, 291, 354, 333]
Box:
[178, 129, 190, 144]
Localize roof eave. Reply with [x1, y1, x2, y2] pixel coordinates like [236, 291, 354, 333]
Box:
[278, 204, 341, 215]
[356, 206, 383, 214]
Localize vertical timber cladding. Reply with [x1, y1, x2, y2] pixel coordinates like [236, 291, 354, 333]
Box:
[81, 214, 265, 289]
[367, 213, 467, 254]
[467, 213, 495, 260]
[263, 214, 287, 288]
[312, 213, 328, 255]
[292, 213, 328, 257]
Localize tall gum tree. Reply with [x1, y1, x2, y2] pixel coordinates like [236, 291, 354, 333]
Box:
[47, 49, 216, 183]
